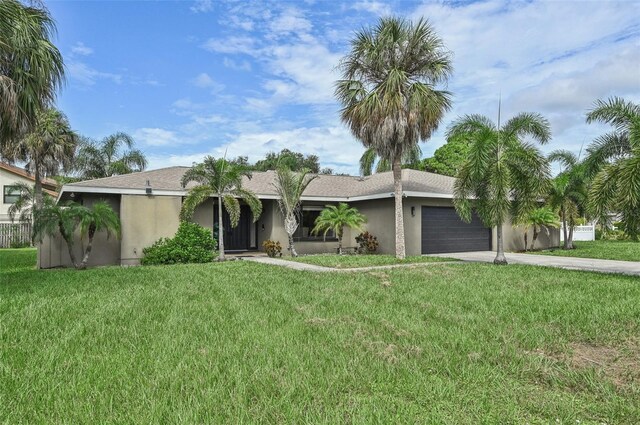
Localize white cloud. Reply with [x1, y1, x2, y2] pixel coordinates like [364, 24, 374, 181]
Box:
[67, 61, 121, 86]
[133, 128, 183, 147]
[223, 57, 251, 71]
[269, 8, 312, 36]
[202, 36, 257, 55]
[190, 0, 213, 13]
[191, 72, 225, 93]
[71, 42, 93, 56]
[351, 1, 392, 16]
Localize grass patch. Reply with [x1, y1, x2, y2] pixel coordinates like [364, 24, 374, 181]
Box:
[534, 240, 640, 262]
[287, 253, 455, 268]
[1, 249, 639, 423]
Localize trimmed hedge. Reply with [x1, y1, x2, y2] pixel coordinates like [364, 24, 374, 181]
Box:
[141, 222, 216, 265]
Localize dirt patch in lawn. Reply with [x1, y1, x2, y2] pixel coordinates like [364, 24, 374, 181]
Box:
[530, 340, 640, 389]
[567, 341, 640, 388]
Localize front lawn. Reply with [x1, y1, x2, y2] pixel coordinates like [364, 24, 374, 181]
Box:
[287, 253, 454, 268]
[533, 240, 640, 262]
[1, 249, 639, 423]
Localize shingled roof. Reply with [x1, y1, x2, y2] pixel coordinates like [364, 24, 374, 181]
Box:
[62, 166, 456, 200]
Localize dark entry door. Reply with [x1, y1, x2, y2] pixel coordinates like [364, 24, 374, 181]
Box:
[214, 205, 251, 251]
[421, 206, 491, 254]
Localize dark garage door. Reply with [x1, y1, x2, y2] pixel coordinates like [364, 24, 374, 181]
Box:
[421, 207, 491, 254]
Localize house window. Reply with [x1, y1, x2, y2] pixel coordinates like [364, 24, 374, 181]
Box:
[3, 186, 21, 204]
[294, 205, 336, 241]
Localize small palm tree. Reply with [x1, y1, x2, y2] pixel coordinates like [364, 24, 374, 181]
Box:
[518, 207, 560, 251]
[74, 132, 147, 179]
[273, 166, 317, 257]
[451, 112, 551, 265]
[359, 145, 422, 176]
[180, 156, 262, 261]
[585, 97, 640, 240]
[312, 203, 367, 255]
[33, 199, 120, 269]
[336, 17, 453, 259]
[0, 0, 64, 146]
[547, 149, 587, 249]
[4, 108, 77, 209]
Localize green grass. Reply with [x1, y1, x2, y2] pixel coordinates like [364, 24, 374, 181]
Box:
[1, 248, 639, 423]
[534, 240, 640, 262]
[287, 253, 454, 268]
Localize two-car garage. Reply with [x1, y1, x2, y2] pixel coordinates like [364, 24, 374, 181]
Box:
[421, 206, 492, 254]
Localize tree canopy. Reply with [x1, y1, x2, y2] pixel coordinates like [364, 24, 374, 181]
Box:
[420, 135, 471, 177]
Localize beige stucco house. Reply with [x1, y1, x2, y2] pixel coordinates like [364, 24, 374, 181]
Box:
[38, 167, 560, 268]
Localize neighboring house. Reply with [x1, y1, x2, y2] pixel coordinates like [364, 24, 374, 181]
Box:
[0, 162, 58, 248]
[0, 162, 58, 222]
[38, 167, 560, 268]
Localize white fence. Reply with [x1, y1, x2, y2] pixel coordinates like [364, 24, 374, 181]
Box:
[560, 224, 595, 242]
[0, 222, 32, 248]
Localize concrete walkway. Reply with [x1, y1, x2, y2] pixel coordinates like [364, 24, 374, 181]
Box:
[429, 251, 640, 276]
[242, 256, 459, 272]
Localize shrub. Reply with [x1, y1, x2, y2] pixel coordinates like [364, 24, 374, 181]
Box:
[141, 221, 216, 265]
[262, 240, 282, 258]
[355, 231, 378, 254]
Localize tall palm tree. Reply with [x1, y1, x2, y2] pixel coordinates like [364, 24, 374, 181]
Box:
[450, 112, 551, 264]
[585, 97, 640, 240]
[180, 156, 262, 261]
[75, 132, 147, 179]
[312, 203, 367, 255]
[547, 149, 587, 249]
[33, 199, 120, 270]
[5, 108, 77, 209]
[336, 17, 452, 259]
[0, 0, 64, 146]
[517, 207, 560, 251]
[359, 145, 422, 176]
[273, 166, 317, 257]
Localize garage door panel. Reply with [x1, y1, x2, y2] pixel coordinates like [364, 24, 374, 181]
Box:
[421, 206, 491, 254]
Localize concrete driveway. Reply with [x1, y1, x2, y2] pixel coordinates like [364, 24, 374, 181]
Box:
[429, 251, 640, 276]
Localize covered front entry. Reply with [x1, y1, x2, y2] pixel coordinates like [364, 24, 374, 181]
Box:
[214, 205, 256, 251]
[421, 206, 491, 254]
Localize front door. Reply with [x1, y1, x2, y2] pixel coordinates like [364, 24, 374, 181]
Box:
[214, 205, 251, 251]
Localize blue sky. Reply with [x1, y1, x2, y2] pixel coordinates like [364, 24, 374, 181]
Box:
[49, 0, 640, 174]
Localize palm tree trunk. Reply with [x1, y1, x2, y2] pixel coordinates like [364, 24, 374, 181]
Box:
[523, 230, 528, 252]
[217, 194, 225, 261]
[567, 223, 574, 250]
[34, 166, 43, 210]
[288, 232, 297, 257]
[79, 225, 96, 269]
[494, 224, 508, 265]
[532, 227, 539, 251]
[561, 207, 569, 249]
[392, 156, 406, 260]
[337, 226, 344, 255]
[59, 223, 79, 269]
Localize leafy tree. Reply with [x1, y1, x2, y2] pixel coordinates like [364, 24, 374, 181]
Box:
[74, 132, 147, 179]
[4, 108, 77, 209]
[547, 149, 587, 249]
[312, 203, 367, 255]
[450, 112, 551, 265]
[273, 166, 316, 257]
[336, 17, 452, 259]
[420, 135, 471, 177]
[180, 156, 262, 261]
[33, 199, 120, 270]
[359, 145, 422, 176]
[0, 0, 64, 147]
[254, 149, 321, 173]
[585, 97, 640, 240]
[517, 207, 560, 251]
